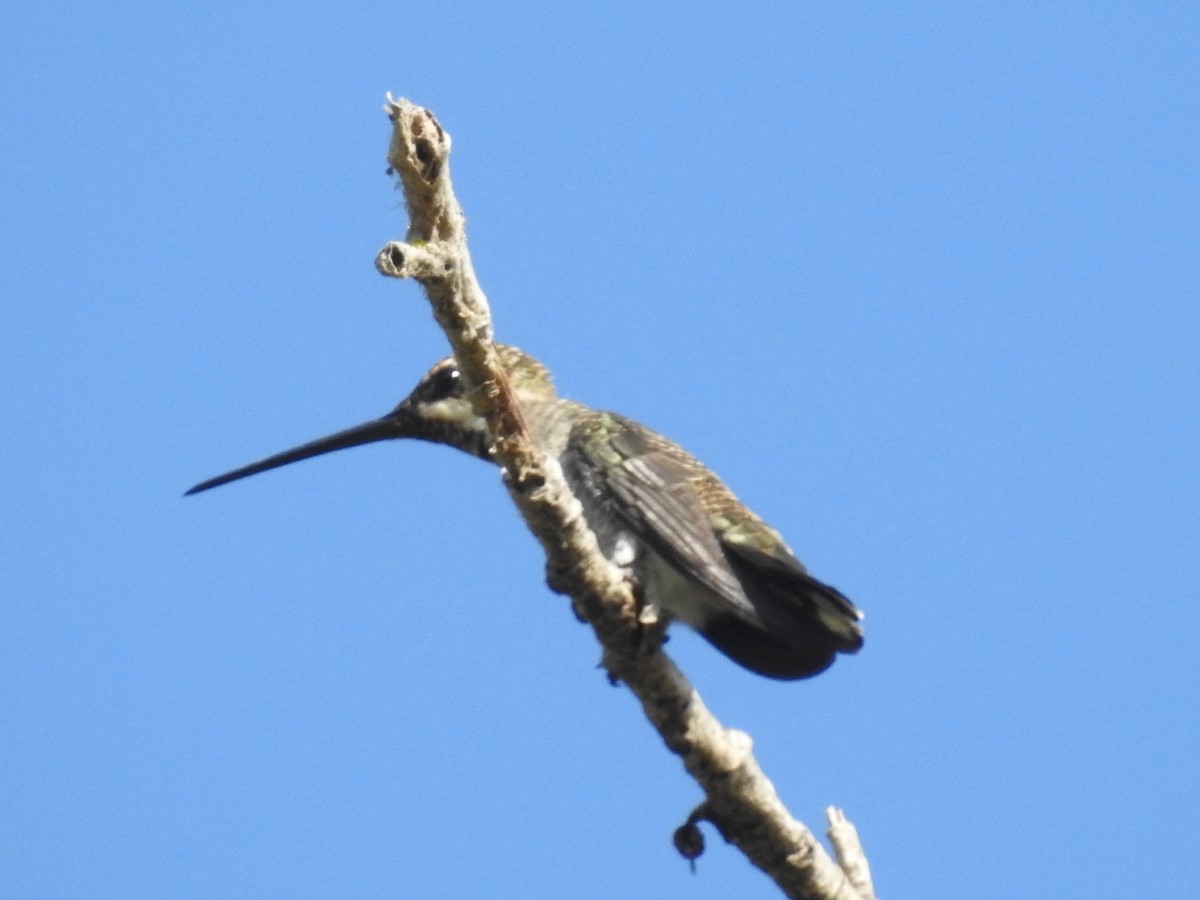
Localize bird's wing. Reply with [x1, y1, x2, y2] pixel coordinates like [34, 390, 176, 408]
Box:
[565, 411, 863, 651]
[718, 528, 863, 650]
[563, 412, 759, 619]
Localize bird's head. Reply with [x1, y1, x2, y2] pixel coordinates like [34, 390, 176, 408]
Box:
[185, 344, 556, 495]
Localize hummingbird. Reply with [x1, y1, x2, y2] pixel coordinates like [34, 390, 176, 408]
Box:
[187, 345, 863, 680]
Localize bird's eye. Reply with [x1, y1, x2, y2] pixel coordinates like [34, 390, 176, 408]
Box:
[432, 366, 461, 397]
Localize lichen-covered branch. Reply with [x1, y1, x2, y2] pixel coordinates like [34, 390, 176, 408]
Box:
[375, 95, 870, 900]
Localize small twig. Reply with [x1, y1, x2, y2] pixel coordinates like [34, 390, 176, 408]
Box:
[375, 95, 870, 900]
[827, 807, 876, 900]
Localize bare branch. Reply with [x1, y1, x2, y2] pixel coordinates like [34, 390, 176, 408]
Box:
[376, 95, 871, 900]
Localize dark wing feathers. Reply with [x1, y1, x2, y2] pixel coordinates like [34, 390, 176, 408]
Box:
[565, 412, 862, 649]
[720, 529, 861, 623]
[586, 440, 750, 607]
[721, 539, 863, 651]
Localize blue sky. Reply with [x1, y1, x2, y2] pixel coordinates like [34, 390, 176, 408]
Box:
[2, 3, 1197, 898]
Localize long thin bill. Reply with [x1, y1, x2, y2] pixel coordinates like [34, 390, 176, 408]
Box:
[185, 415, 407, 496]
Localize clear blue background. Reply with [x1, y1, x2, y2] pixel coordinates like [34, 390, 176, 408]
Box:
[3, 3, 1197, 898]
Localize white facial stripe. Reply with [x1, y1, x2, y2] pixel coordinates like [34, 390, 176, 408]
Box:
[418, 397, 482, 426]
